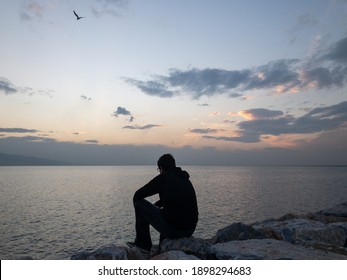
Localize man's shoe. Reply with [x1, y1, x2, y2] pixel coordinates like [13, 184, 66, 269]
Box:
[126, 242, 150, 255]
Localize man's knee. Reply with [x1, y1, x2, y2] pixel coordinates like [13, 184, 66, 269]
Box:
[134, 199, 154, 212]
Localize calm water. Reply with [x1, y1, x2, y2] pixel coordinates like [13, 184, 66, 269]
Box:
[1, 165, 347, 259]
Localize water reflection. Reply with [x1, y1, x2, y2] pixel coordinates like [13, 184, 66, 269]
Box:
[1, 165, 346, 259]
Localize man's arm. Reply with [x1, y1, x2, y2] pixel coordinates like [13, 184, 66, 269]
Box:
[154, 199, 163, 208]
[133, 175, 162, 204]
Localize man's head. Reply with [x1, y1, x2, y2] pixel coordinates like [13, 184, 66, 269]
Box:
[157, 154, 176, 172]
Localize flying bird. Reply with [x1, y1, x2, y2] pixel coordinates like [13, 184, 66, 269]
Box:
[73, 10, 85, 20]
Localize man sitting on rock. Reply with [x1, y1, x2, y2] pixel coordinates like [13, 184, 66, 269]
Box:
[127, 154, 199, 254]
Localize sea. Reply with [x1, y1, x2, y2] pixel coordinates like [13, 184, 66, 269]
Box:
[1, 165, 347, 260]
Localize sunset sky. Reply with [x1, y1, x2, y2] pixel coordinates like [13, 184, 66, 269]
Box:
[1, 0, 347, 165]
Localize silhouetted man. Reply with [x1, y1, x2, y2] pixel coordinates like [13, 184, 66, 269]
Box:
[127, 154, 198, 254]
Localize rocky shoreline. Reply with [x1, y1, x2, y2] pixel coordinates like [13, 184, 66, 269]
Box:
[71, 202, 347, 260]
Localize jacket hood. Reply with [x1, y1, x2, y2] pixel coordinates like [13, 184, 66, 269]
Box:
[171, 167, 190, 179]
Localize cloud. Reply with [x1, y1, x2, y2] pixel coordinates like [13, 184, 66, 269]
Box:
[3, 135, 57, 143]
[164, 68, 252, 98]
[1, 131, 347, 165]
[323, 36, 347, 64]
[0, 128, 39, 133]
[300, 66, 346, 89]
[208, 101, 347, 143]
[245, 59, 301, 92]
[238, 108, 284, 120]
[92, 0, 128, 17]
[288, 12, 319, 44]
[123, 124, 162, 130]
[0, 78, 17, 95]
[126, 36, 347, 99]
[20, 0, 46, 22]
[81, 95, 92, 101]
[189, 128, 226, 134]
[192, 101, 347, 144]
[125, 78, 175, 98]
[112, 106, 134, 122]
[203, 131, 261, 143]
[222, 119, 236, 124]
[229, 93, 243, 98]
[208, 112, 220, 116]
[0, 77, 53, 96]
[85, 140, 99, 144]
[292, 101, 347, 133]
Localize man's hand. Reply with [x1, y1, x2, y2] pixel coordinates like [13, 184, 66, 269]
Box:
[154, 200, 163, 209]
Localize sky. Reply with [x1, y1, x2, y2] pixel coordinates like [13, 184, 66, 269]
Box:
[1, 0, 347, 165]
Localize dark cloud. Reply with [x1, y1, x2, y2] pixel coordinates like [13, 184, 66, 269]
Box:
[125, 61, 300, 98]
[301, 66, 347, 89]
[237, 117, 295, 138]
[229, 93, 243, 98]
[85, 140, 99, 144]
[126, 37, 347, 99]
[114, 106, 131, 116]
[0, 78, 17, 95]
[125, 79, 175, 98]
[165, 68, 252, 98]
[81, 95, 92, 101]
[293, 101, 347, 133]
[222, 120, 237, 124]
[240, 108, 284, 120]
[112, 106, 134, 122]
[125, 68, 252, 99]
[189, 128, 226, 134]
[0, 128, 39, 133]
[240, 101, 347, 136]
[299, 36, 347, 89]
[1, 131, 346, 165]
[245, 59, 301, 91]
[123, 124, 162, 130]
[203, 131, 261, 143]
[0, 77, 53, 96]
[211, 101, 347, 143]
[323, 37, 347, 64]
[192, 102, 347, 144]
[4, 135, 57, 143]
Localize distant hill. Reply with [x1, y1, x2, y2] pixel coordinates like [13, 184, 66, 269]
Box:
[0, 152, 66, 166]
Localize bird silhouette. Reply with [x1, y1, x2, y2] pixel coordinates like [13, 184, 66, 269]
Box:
[73, 10, 85, 20]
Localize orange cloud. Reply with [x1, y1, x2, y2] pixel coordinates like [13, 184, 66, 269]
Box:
[261, 134, 315, 149]
[238, 110, 255, 120]
[227, 112, 239, 117]
[208, 112, 220, 116]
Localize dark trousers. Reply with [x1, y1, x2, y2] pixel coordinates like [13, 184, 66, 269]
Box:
[134, 199, 195, 250]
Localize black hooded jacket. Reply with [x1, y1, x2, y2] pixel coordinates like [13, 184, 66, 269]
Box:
[133, 167, 199, 230]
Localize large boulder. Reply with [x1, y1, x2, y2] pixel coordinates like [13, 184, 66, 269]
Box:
[316, 202, 347, 218]
[159, 237, 213, 259]
[211, 222, 267, 244]
[304, 202, 347, 223]
[151, 250, 200, 260]
[252, 218, 347, 247]
[208, 239, 347, 260]
[70, 202, 347, 260]
[71, 244, 146, 260]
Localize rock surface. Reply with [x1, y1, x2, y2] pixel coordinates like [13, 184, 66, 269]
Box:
[209, 239, 347, 260]
[71, 202, 347, 260]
